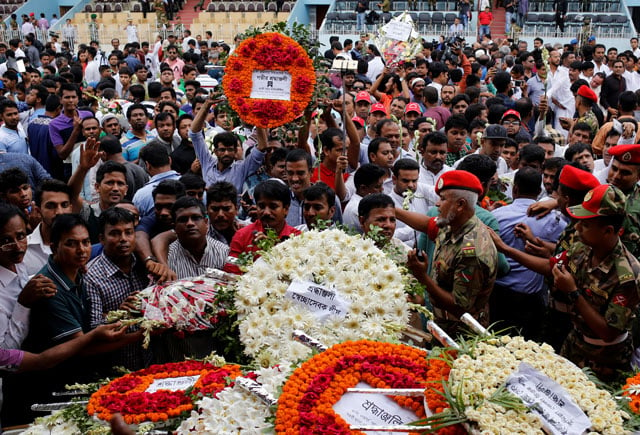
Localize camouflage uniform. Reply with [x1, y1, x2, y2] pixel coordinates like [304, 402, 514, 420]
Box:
[431, 214, 498, 335]
[622, 184, 640, 258]
[542, 222, 578, 352]
[560, 239, 640, 381]
[576, 110, 598, 138]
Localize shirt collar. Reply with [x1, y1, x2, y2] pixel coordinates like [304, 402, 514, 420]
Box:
[98, 252, 138, 277]
[27, 223, 45, 247]
[0, 264, 17, 287]
[445, 214, 479, 244]
[46, 255, 82, 292]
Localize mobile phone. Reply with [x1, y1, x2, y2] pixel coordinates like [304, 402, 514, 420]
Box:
[241, 190, 254, 207]
[514, 79, 523, 87]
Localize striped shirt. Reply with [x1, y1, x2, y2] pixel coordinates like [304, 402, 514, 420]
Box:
[168, 235, 230, 279]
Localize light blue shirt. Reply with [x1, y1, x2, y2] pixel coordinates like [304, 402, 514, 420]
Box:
[492, 198, 567, 294]
[132, 170, 181, 218]
[0, 125, 28, 154]
[189, 129, 265, 194]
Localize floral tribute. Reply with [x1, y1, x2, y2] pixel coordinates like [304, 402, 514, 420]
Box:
[275, 340, 428, 434]
[448, 335, 627, 434]
[234, 229, 411, 366]
[422, 351, 466, 435]
[106, 276, 234, 349]
[87, 361, 242, 425]
[222, 32, 315, 128]
[177, 364, 294, 433]
[623, 372, 640, 414]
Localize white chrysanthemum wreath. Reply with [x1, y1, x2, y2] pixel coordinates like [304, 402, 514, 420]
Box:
[234, 228, 411, 366]
[176, 365, 293, 434]
[449, 335, 628, 434]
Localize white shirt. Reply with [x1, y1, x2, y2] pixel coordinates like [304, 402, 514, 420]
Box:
[0, 262, 31, 349]
[23, 224, 52, 277]
[547, 66, 575, 136]
[454, 150, 509, 175]
[84, 59, 101, 84]
[419, 162, 451, 186]
[126, 25, 139, 43]
[342, 192, 363, 233]
[182, 37, 196, 53]
[624, 70, 640, 92]
[21, 22, 35, 36]
[593, 62, 609, 76]
[389, 183, 438, 247]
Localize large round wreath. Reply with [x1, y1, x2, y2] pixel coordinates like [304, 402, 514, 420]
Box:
[223, 32, 316, 128]
[275, 340, 428, 434]
[87, 361, 242, 424]
[234, 229, 411, 367]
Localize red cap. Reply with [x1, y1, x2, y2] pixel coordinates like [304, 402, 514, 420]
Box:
[577, 85, 598, 103]
[352, 116, 365, 127]
[371, 103, 387, 115]
[559, 165, 600, 191]
[405, 102, 422, 114]
[435, 170, 484, 196]
[29, 12, 35, 16]
[501, 109, 521, 121]
[609, 144, 640, 164]
[355, 91, 371, 103]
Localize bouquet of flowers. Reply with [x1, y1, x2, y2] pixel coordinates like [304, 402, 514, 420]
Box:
[106, 274, 235, 349]
[234, 228, 412, 367]
[372, 12, 423, 69]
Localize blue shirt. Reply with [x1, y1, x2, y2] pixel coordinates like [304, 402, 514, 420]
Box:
[121, 130, 156, 162]
[27, 115, 65, 179]
[0, 125, 28, 154]
[492, 198, 567, 294]
[189, 129, 265, 194]
[0, 152, 51, 189]
[132, 170, 181, 217]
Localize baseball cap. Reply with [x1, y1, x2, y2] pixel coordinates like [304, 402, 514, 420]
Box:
[355, 91, 371, 103]
[566, 184, 626, 219]
[352, 116, 365, 128]
[405, 102, 422, 114]
[484, 124, 507, 139]
[371, 103, 387, 115]
[501, 109, 521, 121]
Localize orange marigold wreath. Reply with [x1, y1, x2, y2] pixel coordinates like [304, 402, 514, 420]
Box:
[275, 340, 428, 435]
[87, 361, 242, 425]
[223, 32, 316, 128]
[623, 372, 640, 414]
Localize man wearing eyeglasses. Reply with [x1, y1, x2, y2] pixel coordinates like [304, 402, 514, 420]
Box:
[500, 109, 531, 144]
[167, 196, 229, 279]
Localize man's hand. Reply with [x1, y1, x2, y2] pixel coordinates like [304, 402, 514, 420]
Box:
[486, 227, 508, 253]
[79, 136, 102, 170]
[552, 263, 577, 293]
[18, 275, 58, 308]
[119, 293, 140, 312]
[191, 158, 201, 174]
[407, 249, 429, 278]
[514, 222, 534, 243]
[72, 113, 83, 132]
[146, 261, 176, 284]
[336, 154, 349, 171]
[527, 198, 556, 218]
[525, 238, 553, 258]
[92, 322, 128, 341]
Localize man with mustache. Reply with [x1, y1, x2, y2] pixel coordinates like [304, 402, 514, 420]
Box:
[418, 131, 451, 186]
[226, 180, 301, 273]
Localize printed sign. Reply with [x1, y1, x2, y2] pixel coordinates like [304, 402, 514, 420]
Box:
[250, 70, 292, 100]
[333, 382, 418, 434]
[145, 375, 201, 393]
[505, 363, 591, 435]
[384, 20, 413, 42]
[285, 279, 350, 321]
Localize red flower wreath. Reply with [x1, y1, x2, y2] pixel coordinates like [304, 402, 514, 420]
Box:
[87, 361, 242, 425]
[223, 32, 316, 128]
[275, 340, 429, 435]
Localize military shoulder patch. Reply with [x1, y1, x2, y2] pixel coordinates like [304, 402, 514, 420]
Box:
[461, 245, 476, 257]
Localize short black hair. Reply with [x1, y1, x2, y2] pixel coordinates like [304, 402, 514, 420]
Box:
[99, 134, 123, 155]
[303, 182, 335, 208]
[358, 193, 394, 219]
[140, 143, 170, 167]
[212, 131, 239, 150]
[206, 181, 238, 205]
[0, 168, 29, 193]
[50, 214, 89, 247]
[564, 142, 592, 162]
[457, 154, 496, 185]
[96, 161, 127, 185]
[392, 158, 420, 177]
[171, 195, 207, 221]
[444, 114, 469, 132]
[98, 206, 136, 235]
[254, 179, 291, 207]
[542, 157, 567, 172]
[34, 179, 71, 207]
[0, 99, 18, 115]
[152, 179, 185, 200]
[354, 164, 386, 189]
[368, 137, 390, 156]
[179, 173, 205, 190]
[285, 149, 313, 170]
[514, 167, 541, 196]
[0, 202, 27, 230]
[319, 128, 344, 151]
[519, 144, 546, 165]
[126, 103, 148, 120]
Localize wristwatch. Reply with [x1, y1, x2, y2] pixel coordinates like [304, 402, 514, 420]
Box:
[567, 289, 581, 304]
[143, 255, 158, 264]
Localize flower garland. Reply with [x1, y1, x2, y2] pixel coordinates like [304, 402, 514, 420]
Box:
[177, 365, 294, 434]
[87, 361, 242, 425]
[234, 228, 411, 366]
[623, 372, 640, 414]
[106, 276, 235, 349]
[222, 32, 315, 128]
[275, 340, 428, 434]
[448, 336, 627, 434]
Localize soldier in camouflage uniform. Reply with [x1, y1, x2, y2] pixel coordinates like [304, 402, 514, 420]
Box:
[573, 85, 599, 138]
[607, 144, 640, 257]
[408, 170, 498, 336]
[553, 183, 640, 382]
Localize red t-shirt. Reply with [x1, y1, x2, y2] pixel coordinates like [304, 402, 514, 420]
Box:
[311, 163, 349, 190]
[479, 11, 493, 25]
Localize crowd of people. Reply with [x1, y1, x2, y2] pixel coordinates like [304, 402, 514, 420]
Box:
[1, 15, 640, 427]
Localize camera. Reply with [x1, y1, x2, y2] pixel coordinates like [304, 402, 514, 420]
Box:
[442, 36, 465, 65]
[513, 79, 524, 87]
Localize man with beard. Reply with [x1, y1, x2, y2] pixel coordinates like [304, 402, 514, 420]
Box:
[121, 104, 155, 163]
[84, 207, 150, 370]
[407, 170, 498, 335]
[418, 131, 451, 186]
[226, 180, 301, 273]
[456, 124, 509, 175]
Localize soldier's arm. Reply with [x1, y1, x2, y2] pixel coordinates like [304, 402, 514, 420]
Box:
[488, 226, 552, 275]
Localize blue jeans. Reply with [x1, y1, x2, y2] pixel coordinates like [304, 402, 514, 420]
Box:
[357, 12, 366, 30]
[459, 12, 469, 27]
[505, 11, 514, 33]
[479, 24, 490, 39]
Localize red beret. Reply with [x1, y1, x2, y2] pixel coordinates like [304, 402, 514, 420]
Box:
[559, 165, 600, 191]
[435, 170, 484, 196]
[609, 144, 640, 164]
[577, 85, 598, 103]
